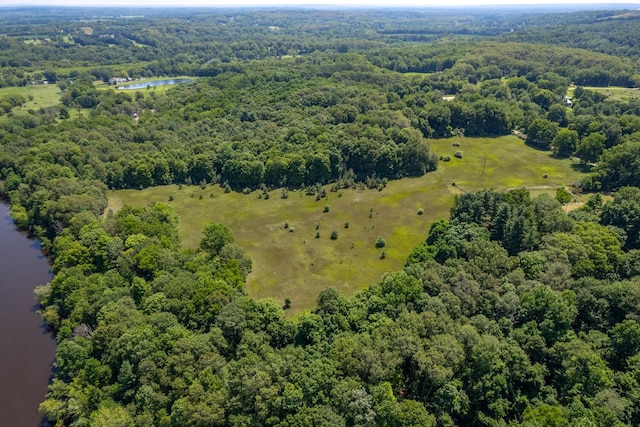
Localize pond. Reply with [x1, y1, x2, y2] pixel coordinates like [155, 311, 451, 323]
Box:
[0, 202, 56, 426]
[117, 78, 192, 90]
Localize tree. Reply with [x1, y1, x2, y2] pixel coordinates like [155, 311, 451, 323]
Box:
[532, 89, 555, 110]
[547, 104, 568, 127]
[575, 132, 605, 164]
[552, 128, 579, 157]
[200, 223, 235, 255]
[517, 285, 577, 345]
[526, 119, 558, 150]
[601, 186, 640, 249]
[555, 188, 572, 205]
[595, 141, 640, 189]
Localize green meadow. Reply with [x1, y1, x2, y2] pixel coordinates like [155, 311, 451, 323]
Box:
[0, 83, 61, 110]
[107, 135, 584, 312]
[0, 77, 195, 121]
[584, 86, 640, 101]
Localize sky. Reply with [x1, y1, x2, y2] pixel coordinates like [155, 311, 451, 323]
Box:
[2, 0, 640, 7]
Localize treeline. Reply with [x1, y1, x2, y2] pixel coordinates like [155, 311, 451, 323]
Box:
[2, 8, 639, 88]
[32, 186, 640, 426]
[368, 42, 637, 87]
[503, 12, 640, 59]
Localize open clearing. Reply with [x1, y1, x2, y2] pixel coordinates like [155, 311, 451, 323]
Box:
[0, 84, 61, 110]
[107, 135, 583, 312]
[583, 86, 640, 101]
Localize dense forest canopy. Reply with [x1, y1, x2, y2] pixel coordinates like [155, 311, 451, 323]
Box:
[1, 6, 640, 427]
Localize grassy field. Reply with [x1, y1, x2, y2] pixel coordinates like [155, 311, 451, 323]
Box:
[0, 84, 61, 110]
[584, 86, 640, 101]
[107, 135, 584, 312]
[0, 76, 194, 122]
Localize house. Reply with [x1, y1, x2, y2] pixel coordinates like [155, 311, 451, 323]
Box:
[108, 77, 129, 85]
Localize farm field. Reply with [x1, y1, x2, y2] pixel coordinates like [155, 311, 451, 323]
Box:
[107, 135, 583, 312]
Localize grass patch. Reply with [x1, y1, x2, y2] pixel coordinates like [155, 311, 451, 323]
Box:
[0, 84, 62, 122]
[107, 135, 583, 313]
[0, 84, 61, 109]
[583, 86, 640, 102]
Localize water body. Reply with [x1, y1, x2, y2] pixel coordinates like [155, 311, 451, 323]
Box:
[117, 78, 191, 90]
[0, 202, 57, 426]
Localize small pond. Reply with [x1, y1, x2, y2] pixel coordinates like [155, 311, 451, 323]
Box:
[118, 78, 192, 90]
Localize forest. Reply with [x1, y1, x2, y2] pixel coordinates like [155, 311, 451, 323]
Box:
[0, 5, 640, 427]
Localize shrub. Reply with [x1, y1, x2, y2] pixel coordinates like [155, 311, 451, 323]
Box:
[323, 205, 330, 213]
[417, 208, 424, 215]
[284, 222, 289, 229]
[375, 236, 386, 248]
[242, 187, 251, 195]
[198, 194, 203, 200]
[315, 231, 320, 239]
[281, 188, 288, 199]
[344, 221, 349, 229]
[556, 187, 572, 204]
[454, 151, 463, 159]
[453, 141, 461, 147]
[223, 182, 231, 193]
[168, 195, 174, 201]
[330, 230, 338, 240]
[442, 156, 451, 162]
[380, 250, 386, 259]
[283, 298, 291, 310]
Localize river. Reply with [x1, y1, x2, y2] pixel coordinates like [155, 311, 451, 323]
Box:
[0, 202, 57, 426]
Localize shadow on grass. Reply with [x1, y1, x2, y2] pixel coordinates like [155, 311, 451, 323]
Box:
[571, 163, 593, 173]
[523, 140, 554, 153]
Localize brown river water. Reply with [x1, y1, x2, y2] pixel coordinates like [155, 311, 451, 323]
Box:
[0, 202, 57, 426]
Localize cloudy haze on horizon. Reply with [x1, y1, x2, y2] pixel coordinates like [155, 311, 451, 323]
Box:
[2, 0, 640, 7]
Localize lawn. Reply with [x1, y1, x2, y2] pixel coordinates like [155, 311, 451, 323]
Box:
[586, 86, 640, 101]
[107, 135, 583, 313]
